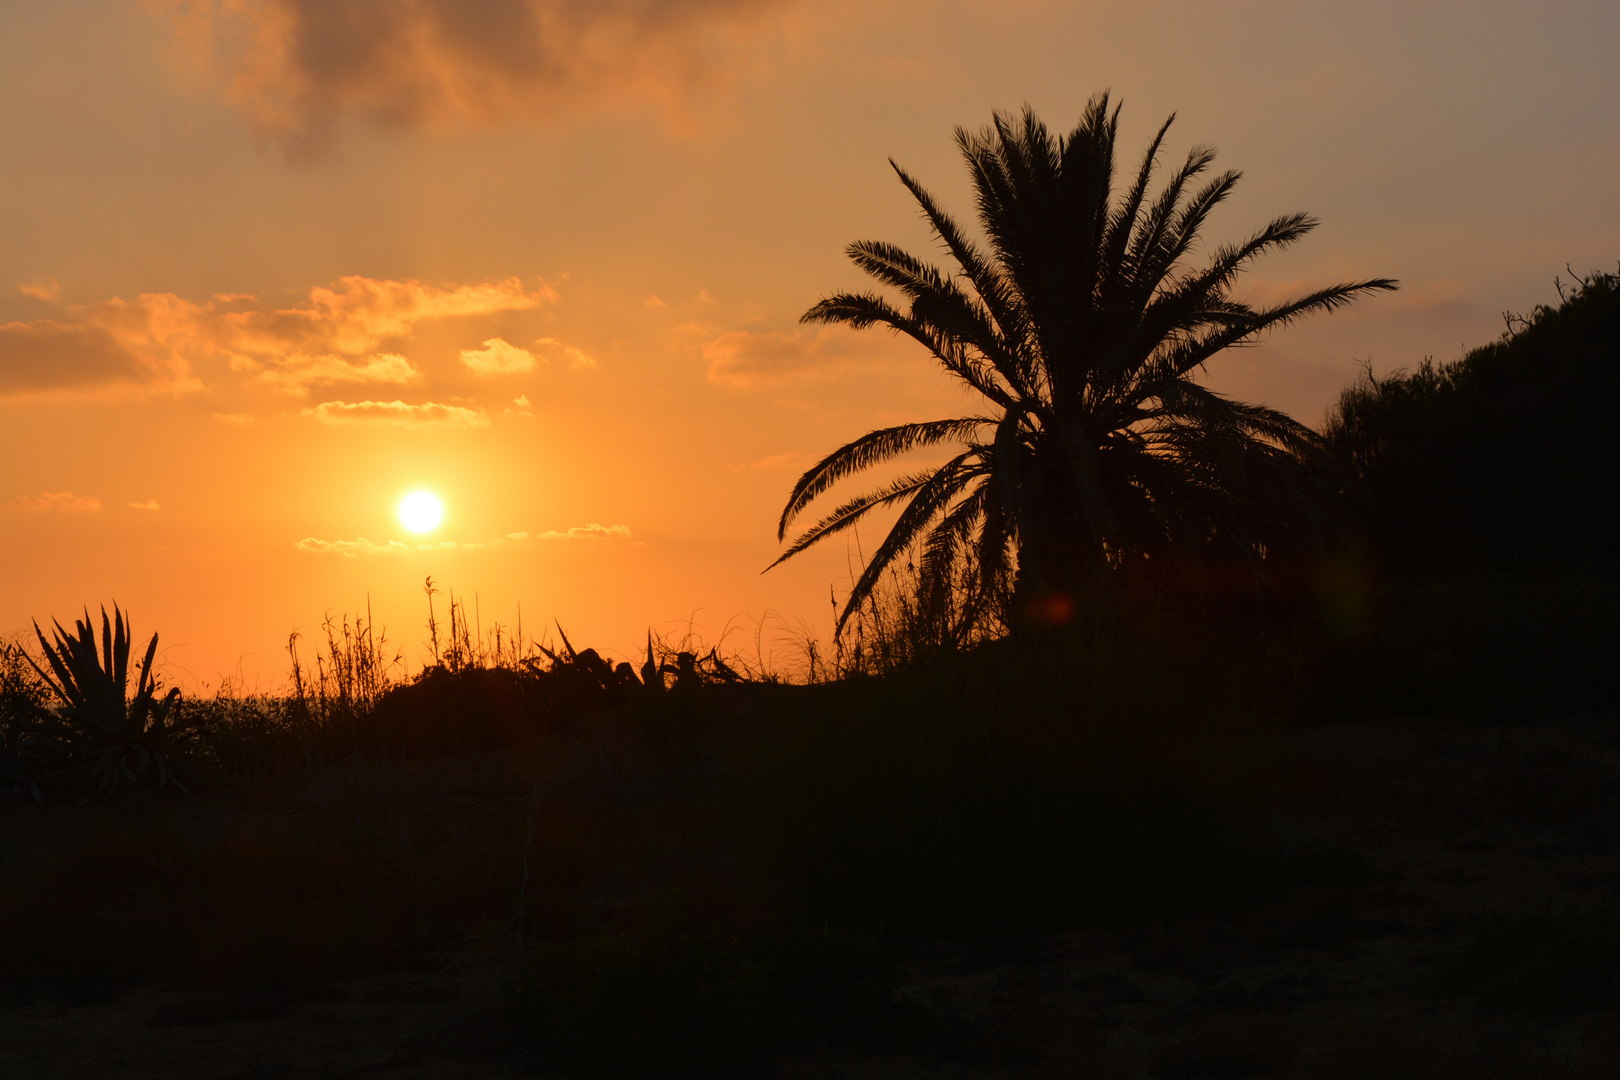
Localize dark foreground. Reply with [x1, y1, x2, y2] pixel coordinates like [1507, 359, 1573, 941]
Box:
[3, 698, 1619, 1079]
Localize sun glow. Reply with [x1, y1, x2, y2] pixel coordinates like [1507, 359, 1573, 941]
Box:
[398, 491, 443, 533]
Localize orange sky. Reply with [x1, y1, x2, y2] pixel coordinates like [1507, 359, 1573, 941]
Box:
[3, 0, 1618, 687]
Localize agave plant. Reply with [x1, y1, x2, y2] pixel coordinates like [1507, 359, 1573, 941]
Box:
[26, 605, 186, 797]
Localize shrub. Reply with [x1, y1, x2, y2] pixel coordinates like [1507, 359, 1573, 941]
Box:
[1325, 269, 1620, 575]
[1366, 565, 1620, 718]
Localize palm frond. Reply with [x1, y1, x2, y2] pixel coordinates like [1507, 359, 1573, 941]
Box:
[835, 454, 980, 634]
[777, 417, 991, 538]
[770, 466, 959, 569]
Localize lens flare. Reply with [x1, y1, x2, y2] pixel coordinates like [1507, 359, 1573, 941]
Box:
[398, 491, 443, 533]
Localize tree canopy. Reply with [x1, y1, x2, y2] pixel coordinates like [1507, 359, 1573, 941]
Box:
[772, 95, 1397, 635]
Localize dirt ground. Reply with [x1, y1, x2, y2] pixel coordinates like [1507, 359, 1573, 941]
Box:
[3, 715, 1619, 1078]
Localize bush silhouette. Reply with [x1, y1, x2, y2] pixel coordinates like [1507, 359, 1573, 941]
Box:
[1326, 269, 1620, 575]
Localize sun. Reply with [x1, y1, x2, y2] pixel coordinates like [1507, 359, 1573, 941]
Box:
[398, 491, 443, 534]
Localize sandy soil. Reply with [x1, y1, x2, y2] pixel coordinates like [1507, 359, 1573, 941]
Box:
[3, 716, 1619, 1078]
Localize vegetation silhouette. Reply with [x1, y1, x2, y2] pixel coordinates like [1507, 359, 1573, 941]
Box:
[5, 107, 1620, 1080]
[770, 94, 1396, 635]
[16, 606, 187, 799]
[1318, 268, 1620, 719]
[1326, 268, 1620, 575]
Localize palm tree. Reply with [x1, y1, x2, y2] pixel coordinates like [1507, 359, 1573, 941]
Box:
[769, 95, 1396, 635]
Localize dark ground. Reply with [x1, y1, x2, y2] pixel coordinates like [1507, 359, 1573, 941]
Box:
[4, 706, 1620, 1079]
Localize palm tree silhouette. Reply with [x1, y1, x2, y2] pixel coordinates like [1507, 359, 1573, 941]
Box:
[770, 95, 1396, 634]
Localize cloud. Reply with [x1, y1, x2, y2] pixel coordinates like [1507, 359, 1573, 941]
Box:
[534, 337, 597, 369]
[295, 524, 633, 555]
[703, 325, 892, 389]
[512, 394, 531, 407]
[294, 536, 410, 556]
[3, 491, 102, 511]
[304, 399, 491, 426]
[535, 522, 634, 540]
[732, 450, 816, 472]
[0, 275, 552, 398]
[0, 320, 169, 396]
[645, 294, 668, 309]
[20, 278, 60, 302]
[151, 0, 798, 152]
[1398, 278, 1472, 313]
[129, 500, 162, 511]
[461, 337, 536, 375]
[1235, 275, 1416, 315]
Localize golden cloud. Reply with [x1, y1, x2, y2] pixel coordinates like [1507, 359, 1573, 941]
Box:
[533, 522, 634, 540]
[304, 399, 491, 426]
[151, 0, 798, 152]
[534, 337, 597, 369]
[293, 536, 411, 556]
[0, 275, 553, 398]
[461, 337, 537, 375]
[3, 491, 102, 512]
[295, 523, 634, 555]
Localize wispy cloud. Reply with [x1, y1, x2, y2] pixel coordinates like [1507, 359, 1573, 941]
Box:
[304, 400, 491, 427]
[703, 325, 894, 389]
[151, 0, 800, 153]
[532, 522, 634, 541]
[128, 500, 162, 511]
[19, 277, 60, 302]
[0, 275, 555, 398]
[3, 491, 101, 511]
[0, 318, 188, 396]
[731, 450, 816, 472]
[534, 337, 597, 369]
[295, 523, 635, 555]
[461, 337, 537, 375]
[294, 537, 411, 557]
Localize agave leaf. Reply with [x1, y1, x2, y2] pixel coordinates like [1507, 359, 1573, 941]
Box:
[134, 624, 158, 704]
[21, 603, 186, 797]
[28, 622, 83, 713]
[59, 614, 121, 734]
[106, 607, 120, 692]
